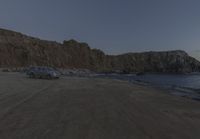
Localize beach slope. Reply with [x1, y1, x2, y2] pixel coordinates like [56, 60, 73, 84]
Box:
[0, 72, 200, 139]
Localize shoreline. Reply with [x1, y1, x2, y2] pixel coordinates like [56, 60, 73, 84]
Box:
[0, 72, 200, 138]
[94, 73, 200, 101]
[1, 67, 200, 101]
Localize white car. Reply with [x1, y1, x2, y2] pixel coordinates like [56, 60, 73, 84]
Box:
[27, 66, 60, 79]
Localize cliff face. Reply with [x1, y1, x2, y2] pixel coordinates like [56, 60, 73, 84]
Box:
[110, 51, 200, 73]
[0, 28, 200, 73]
[0, 29, 109, 70]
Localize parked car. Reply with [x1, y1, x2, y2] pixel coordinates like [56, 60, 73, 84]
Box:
[26, 66, 60, 79]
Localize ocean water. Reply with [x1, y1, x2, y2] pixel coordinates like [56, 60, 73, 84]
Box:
[96, 73, 200, 101]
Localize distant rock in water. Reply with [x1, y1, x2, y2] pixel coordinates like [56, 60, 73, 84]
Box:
[0, 28, 200, 73]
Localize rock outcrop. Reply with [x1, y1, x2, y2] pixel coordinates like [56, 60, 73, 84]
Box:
[0, 28, 200, 73]
[111, 51, 200, 73]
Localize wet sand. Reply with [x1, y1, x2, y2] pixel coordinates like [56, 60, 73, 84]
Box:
[0, 72, 200, 139]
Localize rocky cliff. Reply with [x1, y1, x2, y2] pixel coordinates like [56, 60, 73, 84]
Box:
[0, 28, 200, 73]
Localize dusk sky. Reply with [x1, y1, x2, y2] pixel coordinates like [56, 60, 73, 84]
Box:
[0, 0, 200, 54]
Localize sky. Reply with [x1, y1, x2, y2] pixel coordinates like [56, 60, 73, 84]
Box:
[0, 0, 200, 54]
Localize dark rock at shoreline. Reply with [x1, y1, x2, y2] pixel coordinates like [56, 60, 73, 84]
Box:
[0, 28, 200, 73]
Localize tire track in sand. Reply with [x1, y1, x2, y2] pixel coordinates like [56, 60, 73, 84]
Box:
[0, 80, 57, 122]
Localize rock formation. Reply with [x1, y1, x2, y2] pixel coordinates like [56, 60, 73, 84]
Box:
[0, 28, 200, 73]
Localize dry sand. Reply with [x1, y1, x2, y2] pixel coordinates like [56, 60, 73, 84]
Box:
[0, 72, 200, 139]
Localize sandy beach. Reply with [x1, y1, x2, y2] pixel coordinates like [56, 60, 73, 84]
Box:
[0, 72, 200, 139]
